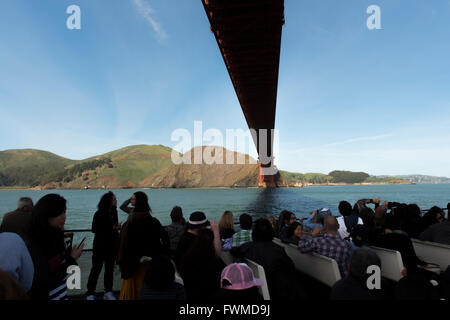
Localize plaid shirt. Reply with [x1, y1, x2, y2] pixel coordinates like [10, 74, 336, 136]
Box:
[297, 233, 353, 277]
[231, 229, 252, 247]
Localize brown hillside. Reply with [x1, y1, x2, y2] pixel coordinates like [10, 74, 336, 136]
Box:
[147, 146, 259, 188]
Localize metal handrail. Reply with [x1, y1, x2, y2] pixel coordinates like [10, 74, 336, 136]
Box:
[65, 228, 93, 233]
[422, 208, 448, 213]
[64, 229, 93, 252]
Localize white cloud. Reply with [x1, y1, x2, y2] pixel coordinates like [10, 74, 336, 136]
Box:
[321, 134, 394, 148]
[289, 133, 394, 153]
[131, 0, 167, 42]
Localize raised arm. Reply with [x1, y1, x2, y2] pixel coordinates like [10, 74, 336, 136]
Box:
[119, 199, 133, 214]
[210, 221, 222, 258]
[304, 213, 321, 231]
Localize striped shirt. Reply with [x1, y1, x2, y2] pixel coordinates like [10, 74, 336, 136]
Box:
[49, 258, 69, 300]
[231, 229, 252, 248]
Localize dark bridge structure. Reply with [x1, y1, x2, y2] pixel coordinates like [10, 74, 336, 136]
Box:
[201, 0, 285, 187]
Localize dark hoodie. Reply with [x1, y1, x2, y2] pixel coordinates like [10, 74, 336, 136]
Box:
[117, 212, 170, 279]
[92, 206, 119, 258]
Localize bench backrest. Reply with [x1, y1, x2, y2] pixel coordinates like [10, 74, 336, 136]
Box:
[411, 239, 450, 271]
[273, 238, 341, 287]
[221, 251, 235, 265]
[244, 258, 271, 300]
[368, 246, 404, 281]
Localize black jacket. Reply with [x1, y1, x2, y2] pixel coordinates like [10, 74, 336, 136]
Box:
[370, 229, 424, 271]
[92, 207, 119, 257]
[118, 213, 170, 279]
[29, 235, 77, 300]
[166, 223, 185, 255]
[330, 275, 392, 300]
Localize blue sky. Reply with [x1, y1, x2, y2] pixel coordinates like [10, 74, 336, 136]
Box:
[1, 0, 450, 177]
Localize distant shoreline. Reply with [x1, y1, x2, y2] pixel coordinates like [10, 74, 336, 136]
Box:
[5, 182, 450, 192]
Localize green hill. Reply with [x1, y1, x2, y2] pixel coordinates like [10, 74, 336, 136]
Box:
[0, 145, 177, 188]
[0, 146, 417, 189]
[84, 144, 176, 186]
[0, 145, 261, 189]
[277, 170, 412, 186]
[54, 145, 178, 189]
[0, 149, 75, 187]
[328, 170, 370, 184]
[278, 171, 332, 185]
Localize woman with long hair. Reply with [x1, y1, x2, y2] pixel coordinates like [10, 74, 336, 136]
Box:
[277, 210, 296, 240]
[266, 215, 277, 232]
[29, 194, 84, 300]
[117, 191, 170, 300]
[218, 211, 235, 240]
[166, 206, 186, 257]
[85, 191, 121, 300]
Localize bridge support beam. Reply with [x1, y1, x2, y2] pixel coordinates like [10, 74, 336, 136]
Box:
[201, 0, 284, 188]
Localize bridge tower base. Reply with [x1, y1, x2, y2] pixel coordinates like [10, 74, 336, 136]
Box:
[259, 162, 278, 188]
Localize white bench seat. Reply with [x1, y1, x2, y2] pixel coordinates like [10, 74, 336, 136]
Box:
[411, 239, 450, 272]
[368, 246, 404, 281]
[273, 238, 341, 287]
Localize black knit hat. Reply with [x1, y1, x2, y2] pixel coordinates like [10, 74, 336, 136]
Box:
[187, 211, 210, 229]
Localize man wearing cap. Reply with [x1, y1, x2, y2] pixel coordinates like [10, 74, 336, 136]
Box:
[174, 212, 221, 268]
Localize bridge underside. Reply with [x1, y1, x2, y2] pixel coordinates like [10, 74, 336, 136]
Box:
[201, 0, 285, 187]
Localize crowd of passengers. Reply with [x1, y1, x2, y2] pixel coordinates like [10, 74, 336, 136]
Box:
[0, 191, 449, 301]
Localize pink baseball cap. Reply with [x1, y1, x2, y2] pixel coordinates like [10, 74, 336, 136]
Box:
[220, 263, 263, 290]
